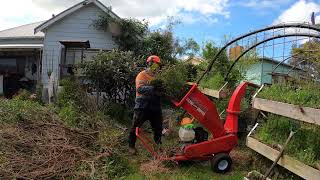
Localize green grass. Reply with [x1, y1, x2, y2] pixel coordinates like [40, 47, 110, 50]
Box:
[0, 98, 45, 123]
[255, 114, 320, 166]
[117, 127, 250, 180]
[258, 83, 320, 109]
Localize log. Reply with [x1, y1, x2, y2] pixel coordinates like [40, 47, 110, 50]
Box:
[253, 98, 320, 126]
[246, 137, 320, 180]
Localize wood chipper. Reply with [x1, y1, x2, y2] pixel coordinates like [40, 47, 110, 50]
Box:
[136, 81, 257, 173]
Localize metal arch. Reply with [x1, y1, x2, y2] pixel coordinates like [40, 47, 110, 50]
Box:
[197, 23, 320, 84]
[271, 52, 301, 74]
[223, 33, 320, 81]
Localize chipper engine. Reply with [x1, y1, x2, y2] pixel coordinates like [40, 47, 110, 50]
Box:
[136, 81, 257, 173]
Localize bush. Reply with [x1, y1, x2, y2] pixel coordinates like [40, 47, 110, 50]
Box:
[104, 103, 132, 125]
[81, 50, 141, 107]
[58, 77, 88, 110]
[153, 62, 189, 101]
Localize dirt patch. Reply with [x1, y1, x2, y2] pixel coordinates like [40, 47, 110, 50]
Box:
[140, 160, 170, 176]
[230, 147, 254, 169]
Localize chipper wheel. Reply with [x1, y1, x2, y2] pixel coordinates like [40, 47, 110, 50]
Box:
[210, 153, 232, 173]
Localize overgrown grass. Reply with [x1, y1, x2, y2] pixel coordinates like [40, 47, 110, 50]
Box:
[200, 72, 225, 90]
[0, 98, 45, 124]
[258, 83, 320, 108]
[255, 114, 320, 166]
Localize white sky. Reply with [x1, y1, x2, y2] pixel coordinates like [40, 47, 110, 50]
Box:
[0, 0, 320, 33]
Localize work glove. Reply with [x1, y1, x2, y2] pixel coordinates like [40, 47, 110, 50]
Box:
[150, 79, 166, 96]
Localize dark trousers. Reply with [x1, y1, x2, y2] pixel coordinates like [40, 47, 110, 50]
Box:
[128, 109, 163, 148]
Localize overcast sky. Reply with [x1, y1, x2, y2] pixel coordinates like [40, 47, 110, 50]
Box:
[0, 0, 320, 45]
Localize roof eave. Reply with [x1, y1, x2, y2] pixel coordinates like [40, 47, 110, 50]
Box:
[0, 36, 44, 40]
[34, 0, 121, 34]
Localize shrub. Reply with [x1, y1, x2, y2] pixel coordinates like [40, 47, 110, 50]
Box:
[104, 103, 132, 125]
[153, 62, 189, 101]
[81, 50, 141, 107]
[58, 77, 88, 110]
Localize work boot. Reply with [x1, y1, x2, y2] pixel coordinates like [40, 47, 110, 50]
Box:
[128, 147, 137, 155]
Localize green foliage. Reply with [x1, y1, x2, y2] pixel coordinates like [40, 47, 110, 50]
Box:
[256, 114, 320, 166]
[292, 40, 320, 79]
[93, 15, 201, 64]
[143, 30, 176, 64]
[258, 83, 320, 108]
[93, 16, 148, 55]
[200, 42, 244, 90]
[104, 103, 132, 125]
[175, 38, 200, 58]
[57, 77, 109, 129]
[201, 72, 224, 90]
[154, 62, 189, 100]
[0, 98, 44, 124]
[58, 77, 88, 111]
[81, 50, 140, 106]
[58, 102, 78, 128]
[12, 89, 31, 101]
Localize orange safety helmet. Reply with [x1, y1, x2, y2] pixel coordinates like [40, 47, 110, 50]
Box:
[147, 55, 161, 64]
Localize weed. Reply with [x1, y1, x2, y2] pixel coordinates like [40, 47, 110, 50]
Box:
[256, 114, 320, 166]
[258, 83, 320, 108]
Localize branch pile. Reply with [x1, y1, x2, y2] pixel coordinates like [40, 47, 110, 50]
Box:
[0, 99, 112, 179]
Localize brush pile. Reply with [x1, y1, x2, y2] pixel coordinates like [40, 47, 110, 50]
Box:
[152, 62, 190, 101]
[0, 99, 111, 179]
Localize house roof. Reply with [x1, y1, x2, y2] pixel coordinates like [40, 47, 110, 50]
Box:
[0, 21, 45, 39]
[34, 0, 121, 34]
[259, 57, 302, 70]
[0, 44, 43, 49]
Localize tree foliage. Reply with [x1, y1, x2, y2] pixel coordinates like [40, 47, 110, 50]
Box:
[199, 41, 243, 89]
[93, 15, 200, 64]
[93, 16, 149, 55]
[292, 40, 320, 80]
[81, 50, 141, 106]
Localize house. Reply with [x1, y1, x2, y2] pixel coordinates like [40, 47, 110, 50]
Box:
[186, 57, 204, 65]
[0, 0, 119, 98]
[245, 57, 303, 85]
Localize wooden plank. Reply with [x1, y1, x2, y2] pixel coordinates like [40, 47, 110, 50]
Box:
[246, 137, 320, 180]
[253, 97, 320, 126]
[186, 82, 220, 98]
[198, 87, 220, 98]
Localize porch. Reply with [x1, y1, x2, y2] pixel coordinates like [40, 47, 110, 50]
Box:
[0, 45, 42, 98]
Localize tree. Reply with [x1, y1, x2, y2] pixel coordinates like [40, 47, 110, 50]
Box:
[93, 16, 149, 55]
[199, 41, 247, 89]
[291, 39, 320, 80]
[93, 15, 180, 64]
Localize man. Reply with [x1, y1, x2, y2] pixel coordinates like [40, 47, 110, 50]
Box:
[128, 55, 163, 155]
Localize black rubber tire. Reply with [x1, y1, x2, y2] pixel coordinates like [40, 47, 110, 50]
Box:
[210, 153, 232, 173]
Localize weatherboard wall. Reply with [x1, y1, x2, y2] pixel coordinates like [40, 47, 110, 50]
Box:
[41, 3, 117, 85]
[246, 60, 298, 85]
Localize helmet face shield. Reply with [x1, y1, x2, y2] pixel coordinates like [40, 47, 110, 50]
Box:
[150, 62, 160, 73]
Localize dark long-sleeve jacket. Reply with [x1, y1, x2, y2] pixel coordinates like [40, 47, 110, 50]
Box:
[134, 70, 161, 111]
